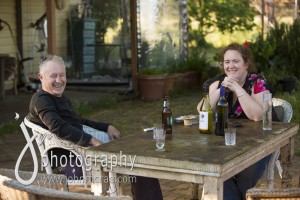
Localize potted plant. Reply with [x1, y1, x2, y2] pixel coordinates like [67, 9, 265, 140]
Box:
[137, 68, 167, 100]
[137, 41, 179, 100]
[171, 52, 217, 90]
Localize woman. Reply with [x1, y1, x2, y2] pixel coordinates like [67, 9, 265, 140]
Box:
[202, 43, 277, 200]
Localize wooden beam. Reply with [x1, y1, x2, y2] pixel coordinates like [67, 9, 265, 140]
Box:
[46, 0, 56, 55]
[261, 0, 265, 39]
[295, 0, 299, 19]
[130, 0, 138, 92]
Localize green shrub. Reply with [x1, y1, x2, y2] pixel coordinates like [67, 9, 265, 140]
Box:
[250, 19, 300, 91]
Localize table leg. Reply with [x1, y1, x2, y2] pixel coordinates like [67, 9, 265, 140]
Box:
[109, 171, 123, 196]
[281, 137, 294, 188]
[202, 176, 222, 200]
[190, 183, 199, 199]
[91, 164, 109, 196]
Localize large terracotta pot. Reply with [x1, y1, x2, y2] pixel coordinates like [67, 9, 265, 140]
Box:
[164, 74, 177, 96]
[137, 74, 166, 100]
[173, 73, 187, 90]
[174, 71, 200, 90]
[185, 71, 200, 88]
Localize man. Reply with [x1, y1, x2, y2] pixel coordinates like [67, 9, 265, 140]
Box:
[28, 55, 163, 199]
[28, 54, 120, 182]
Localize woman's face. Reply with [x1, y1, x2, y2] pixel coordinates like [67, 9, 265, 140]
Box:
[223, 50, 248, 81]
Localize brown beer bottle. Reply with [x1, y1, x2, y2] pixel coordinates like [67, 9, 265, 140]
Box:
[162, 96, 173, 137]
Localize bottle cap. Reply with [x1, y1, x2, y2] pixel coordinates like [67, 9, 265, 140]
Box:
[263, 93, 272, 101]
[220, 86, 225, 97]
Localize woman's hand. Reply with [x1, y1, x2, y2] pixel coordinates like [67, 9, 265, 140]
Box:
[221, 77, 240, 92]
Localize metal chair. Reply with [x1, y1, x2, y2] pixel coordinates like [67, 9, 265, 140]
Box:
[0, 168, 132, 200]
[246, 98, 297, 199]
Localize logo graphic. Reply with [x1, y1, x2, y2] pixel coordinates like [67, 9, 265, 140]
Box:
[15, 122, 38, 185]
[15, 112, 20, 120]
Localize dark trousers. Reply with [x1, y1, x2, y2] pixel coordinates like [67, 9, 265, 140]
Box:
[223, 155, 271, 200]
[130, 176, 163, 200]
[58, 156, 163, 199]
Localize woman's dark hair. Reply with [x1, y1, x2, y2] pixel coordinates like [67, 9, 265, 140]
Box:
[220, 43, 256, 72]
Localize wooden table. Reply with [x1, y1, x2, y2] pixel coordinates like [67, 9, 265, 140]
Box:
[87, 120, 299, 199]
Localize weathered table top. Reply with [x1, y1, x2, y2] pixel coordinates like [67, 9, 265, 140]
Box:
[87, 119, 299, 199]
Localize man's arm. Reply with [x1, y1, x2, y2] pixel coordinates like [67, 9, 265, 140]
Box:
[30, 93, 92, 146]
[80, 118, 121, 140]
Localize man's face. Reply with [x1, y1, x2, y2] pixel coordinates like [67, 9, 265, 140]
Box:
[38, 61, 66, 97]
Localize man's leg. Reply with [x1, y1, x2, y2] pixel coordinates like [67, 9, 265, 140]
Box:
[59, 156, 83, 180]
[82, 125, 118, 195]
[82, 125, 111, 143]
[130, 176, 163, 200]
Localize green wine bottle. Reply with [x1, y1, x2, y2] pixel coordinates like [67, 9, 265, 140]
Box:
[162, 96, 172, 136]
[199, 84, 213, 134]
[215, 86, 228, 136]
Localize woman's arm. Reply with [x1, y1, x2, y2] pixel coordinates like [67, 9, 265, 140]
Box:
[237, 90, 270, 121]
[222, 76, 269, 121]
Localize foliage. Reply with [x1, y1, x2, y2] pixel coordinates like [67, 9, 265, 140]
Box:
[91, 0, 120, 42]
[249, 19, 300, 91]
[138, 38, 179, 75]
[188, 0, 256, 47]
[276, 90, 300, 156]
[169, 49, 221, 82]
[0, 121, 19, 135]
[73, 93, 121, 117]
[139, 68, 167, 75]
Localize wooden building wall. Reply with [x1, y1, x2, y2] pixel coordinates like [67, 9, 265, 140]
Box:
[0, 1, 18, 58]
[21, 0, 80, 77]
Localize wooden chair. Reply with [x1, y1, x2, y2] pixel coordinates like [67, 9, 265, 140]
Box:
[246, 98, 297, 199]
[0, 168, 132, 200]
[246, 188, 300, 200]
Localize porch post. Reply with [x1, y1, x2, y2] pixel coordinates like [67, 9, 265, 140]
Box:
[46, 0, 56, 55]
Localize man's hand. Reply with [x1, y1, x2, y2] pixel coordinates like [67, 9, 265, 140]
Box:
[107, 125, 121, 140]
[89, 137, 103, 146]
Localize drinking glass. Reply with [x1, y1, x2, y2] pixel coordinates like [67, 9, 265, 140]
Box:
[224, 128, 236, 145]
[153, 127, 166, 151]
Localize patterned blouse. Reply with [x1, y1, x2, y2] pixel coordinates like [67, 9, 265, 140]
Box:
[207, 73, 278, 120]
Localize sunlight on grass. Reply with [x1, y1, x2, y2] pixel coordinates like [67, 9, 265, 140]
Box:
[73, 93, 123, 117]
[0, 121, 20, 135]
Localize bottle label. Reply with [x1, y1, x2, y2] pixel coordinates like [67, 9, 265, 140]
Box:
[199, 111, 208, 129]
[167, 116, 173, 125]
